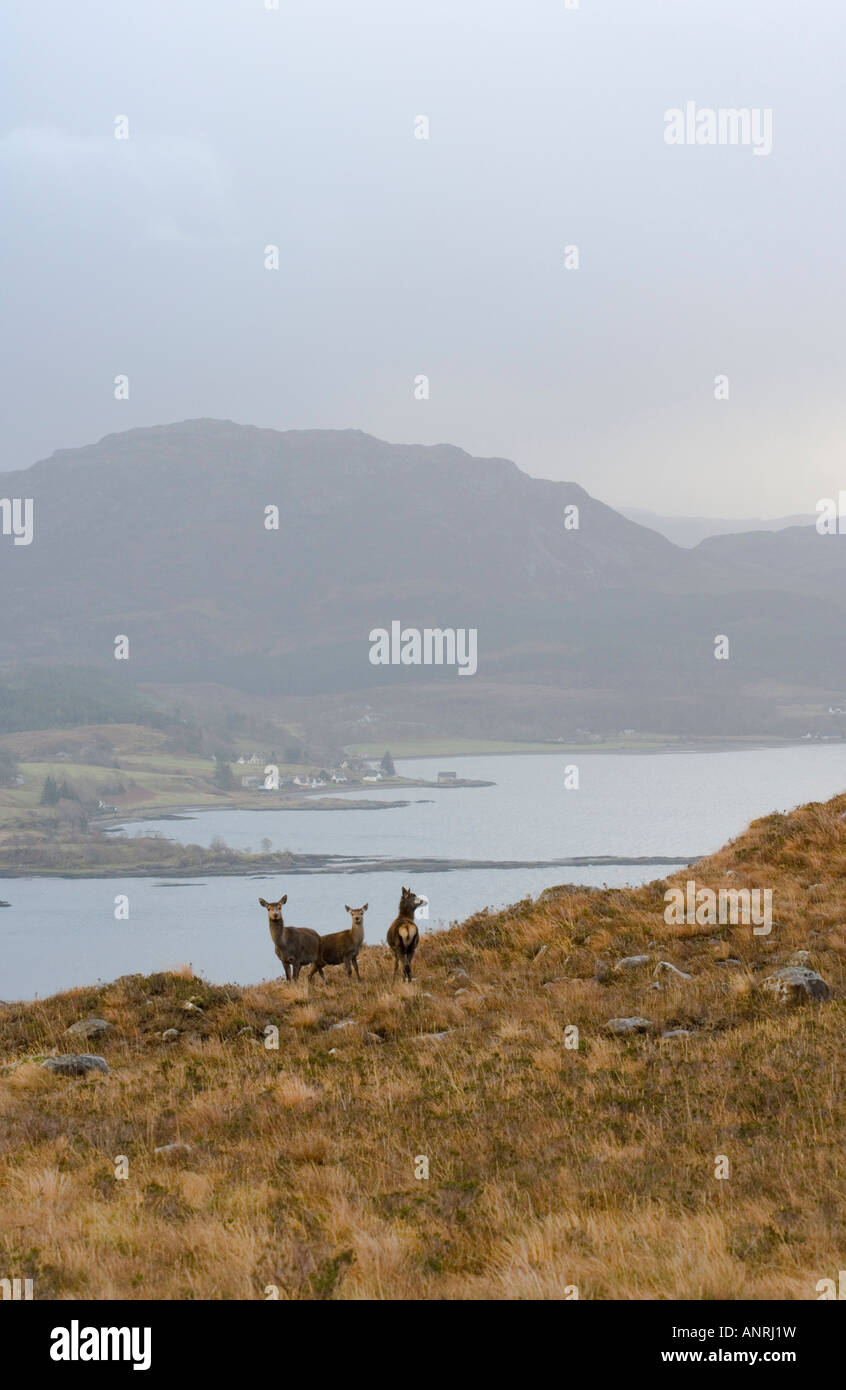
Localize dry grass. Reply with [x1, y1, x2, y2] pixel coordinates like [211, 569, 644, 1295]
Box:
[1, 793, 845, 1300]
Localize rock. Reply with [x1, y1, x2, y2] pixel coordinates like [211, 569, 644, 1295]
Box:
[761, 966, 830, 1003]
[42, 1054, 110, 1077]
[593, 960, 612, 983]
[647, 940, 660, 949]
[447, 968, 469, 982]
[329, 1018, 354, 1031]
[182, 1001, 203, 1013]
[66, 1017, 110, 1040]
[615, 955, 651, 972]
[606, 1017, 652, 1036]
[653, 961, 692, 980]
[543, 977, 569, 989]
[235, 1026, 253, 1037]
[454, 988, 471, 996]
[365, 1032, 384, 1045]
[153, 1141, 191, 1155]
[412, 1031, 450, 1042]
[161, 1028, 180, 1042]
[714, 958, 742, 967]
[725, 870, 736, 878]
[650, 982, 664, 991]
[785, 950, 811, 966]
[661, 1029, 692, 1039]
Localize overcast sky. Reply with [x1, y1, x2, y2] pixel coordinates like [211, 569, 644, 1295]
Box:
[2, 0, 844, 516]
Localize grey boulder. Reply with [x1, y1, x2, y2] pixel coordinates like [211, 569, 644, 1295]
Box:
[42, 1054, 110, 1077]
[615, 955, 651, 972]
[66, 1017, 110, 1040]
[607, 1017, 652, 1036]
[760, 966, 830, 1003]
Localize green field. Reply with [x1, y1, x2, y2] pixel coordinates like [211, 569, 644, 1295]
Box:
[0, 724, 320, 829]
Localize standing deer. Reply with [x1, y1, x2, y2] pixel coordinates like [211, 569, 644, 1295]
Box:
[309, 903, 368, 982]
[258, 895, 324, 982]
[387, 886, 424, 982]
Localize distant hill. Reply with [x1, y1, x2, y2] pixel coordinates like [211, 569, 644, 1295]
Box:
[1, 420, 845, 739]
[619, 506, 815, 549]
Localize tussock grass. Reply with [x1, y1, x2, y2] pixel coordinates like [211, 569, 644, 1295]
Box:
[1, 793, 844, 1299]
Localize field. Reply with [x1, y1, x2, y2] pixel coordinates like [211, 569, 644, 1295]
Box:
[0, 793, 843, 1299]
[0, 724, 314, 828]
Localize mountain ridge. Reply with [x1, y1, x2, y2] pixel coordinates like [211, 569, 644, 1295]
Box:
[2, 420, 845, 738]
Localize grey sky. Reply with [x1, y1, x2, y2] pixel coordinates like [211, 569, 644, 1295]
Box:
[2, 0, 844, 516]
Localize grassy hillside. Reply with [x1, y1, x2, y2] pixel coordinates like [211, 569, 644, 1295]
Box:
[1, 794, 844, 1300]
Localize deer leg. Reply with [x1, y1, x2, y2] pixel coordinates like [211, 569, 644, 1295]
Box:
[283, 961, 292, 982]
[352, 956, 361, 981]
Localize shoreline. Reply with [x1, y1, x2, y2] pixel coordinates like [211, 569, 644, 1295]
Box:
[350, 736, 822, 760]
[0, 852, 698, 881]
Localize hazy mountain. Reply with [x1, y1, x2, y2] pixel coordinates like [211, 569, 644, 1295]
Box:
[1, 421, 845, 738]
[619, 507, 816, 549]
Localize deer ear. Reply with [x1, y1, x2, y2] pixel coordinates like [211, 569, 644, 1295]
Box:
[345, 905, 351, 913]
[362, 903, 368, 912]
[280, 894, 287, 905]
[258, 897, 268, 907]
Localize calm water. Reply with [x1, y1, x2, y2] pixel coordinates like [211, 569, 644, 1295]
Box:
[2, 746, 845, 1002]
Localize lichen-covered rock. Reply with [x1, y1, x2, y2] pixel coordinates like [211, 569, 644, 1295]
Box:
[760, 966, 830, 1003]
[615, 955, 651, 972]
[66, 1017, 110, 1039]
[653, 961, 692, 980]
[606, 1017, 652, 1036]
[41, 1054, 110, 1077]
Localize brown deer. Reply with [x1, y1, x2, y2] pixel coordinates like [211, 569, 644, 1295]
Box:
[387, 886, 424, 982]
[258, 895, 324, 982]
[309, 903, 368, 982]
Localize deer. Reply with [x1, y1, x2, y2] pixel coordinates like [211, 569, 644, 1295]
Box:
[309, 903, 368, 983]
[387, 886, 424, 982]
[258, 895, 324, 982]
